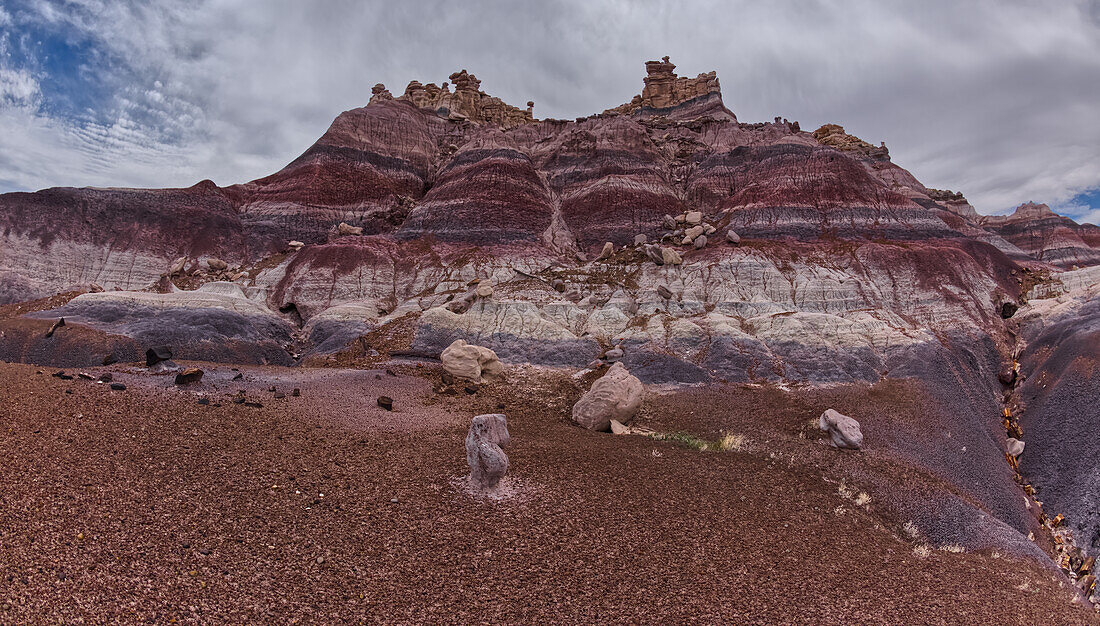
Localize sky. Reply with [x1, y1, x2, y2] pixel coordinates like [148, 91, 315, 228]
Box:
[1, 0, 1099, 223]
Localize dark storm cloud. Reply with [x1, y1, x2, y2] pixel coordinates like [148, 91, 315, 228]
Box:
[1, 0, 1098, 220]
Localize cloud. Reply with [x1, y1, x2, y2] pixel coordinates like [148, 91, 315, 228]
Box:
[0, 0, 1098, 218]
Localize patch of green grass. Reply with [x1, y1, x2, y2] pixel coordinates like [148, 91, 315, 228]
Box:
[650, 431, 712, 451]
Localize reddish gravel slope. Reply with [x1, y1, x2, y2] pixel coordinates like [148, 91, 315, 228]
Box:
[0, 362, 1094, 624]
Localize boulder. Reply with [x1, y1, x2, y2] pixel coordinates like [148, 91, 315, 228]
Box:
[644, 244, 665, 265]
[288, 240, 305, 250]
[685, 225, 705, 241]
[633, 234, 648, 245]
[174, 368, 204, 385]
[703, 223, 717, 235]
[466, 413, 510, 490]
[441, 339, 504, 384]
[337, 222, 363, 236]
[726, 230, 741, 244]
[998, 365, 1017, 387]
[145, 346, 173, 366]
[169, 256, 187, 275]
[597, 241, 615, 260]
[694, 235, 708, 249]
[662, 214, 677, 229]
[572, 362, 644, 431]
[1006, 437, 1025, 457]
[685, 211, 703, 225]
[818, 409, 863, 450]
[476, 282, 494, 298]
[377, 395, 393, 411]
[661, 248, 682, 265]
[1000, 301, 1018, 319]
[551, 278, 566, 292]
[207, 258, 228, 271]
[603, 347, 624, 362]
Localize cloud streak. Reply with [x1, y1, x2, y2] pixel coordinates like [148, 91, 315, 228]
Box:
[0, 0, 1098, 222]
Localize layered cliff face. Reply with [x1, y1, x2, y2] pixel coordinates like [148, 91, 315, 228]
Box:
[2, 59, 1100, 580]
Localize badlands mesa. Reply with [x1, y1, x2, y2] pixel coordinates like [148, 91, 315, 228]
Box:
[3, 59, 1100, 622]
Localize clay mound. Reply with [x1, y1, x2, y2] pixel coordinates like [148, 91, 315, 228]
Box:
[1016, 287, 1100, 554]
[396, 142, 553, 244]
[6, 283, 298, 367]
[231, 98, 443, 243]
[543, 117, 687, 248]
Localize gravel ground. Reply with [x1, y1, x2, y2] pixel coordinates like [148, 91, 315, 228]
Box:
[0, 362, 1095, 624]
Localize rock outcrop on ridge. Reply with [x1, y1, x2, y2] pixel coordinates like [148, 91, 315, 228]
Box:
[1, 58, 1100, 583]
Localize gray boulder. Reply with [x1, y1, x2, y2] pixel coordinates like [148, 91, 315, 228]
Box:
[1006, 437, 1025, 458]
[572, 362, 644, 431]
[818, 409, 863, 450]
[466, 413, 510, 490]
[644, 244, 665, 265]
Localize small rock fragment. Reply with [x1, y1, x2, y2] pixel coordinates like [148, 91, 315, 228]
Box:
[662, 214, 677, 229]
[633, 234, 647, 245]
[292, 388, 301, 397]
[726, 230, 741, 244]
[110, 383, 126, 391]
[661, 248, 682, 265]
[657, 285, 673, 299]
[102, 354, 118, 366]
[603, 347, 624, 362]
[207, 258, 228, 271]
[475, 282, 494, 298]
[97, 373, 113, 383]
[45, 317, 65, 338]
[998, 365, 1017, 387]
[694, 234, 708, 249]
[609, 419, 630, 435]
[597, 241, 615, 260]
[377, 396, 393, 411]
[1006, 437, 1025, 458]
[551, 278, 566, 292]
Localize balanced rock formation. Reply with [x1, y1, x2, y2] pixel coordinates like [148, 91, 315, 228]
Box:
[465, 413, 510, 490]
[441, 339, 504, 384]
[572, 362, 644, 431]
[606, 56, 724, 116]
[818, 409, 863, 450]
